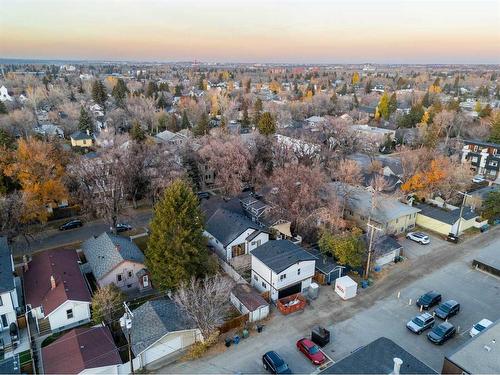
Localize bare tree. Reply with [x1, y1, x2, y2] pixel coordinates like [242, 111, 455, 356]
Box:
[173, 274, 234, 338]
[329, 159, 363, 216]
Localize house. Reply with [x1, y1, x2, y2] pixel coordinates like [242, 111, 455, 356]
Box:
[321, 337, 437, 374]
[414, 202, 479, 236]
[251, 240, 316, 301]
[23, 249, 91, 333]
[330, 183, 421, 235]
[42, 326, 122, 374]
[70, 131, 94, 148]
[127, 298, 202, 370]
[204, 208, 269, 262]
[230, 283, 269, 322]
[372, 235, 403, 267]
[461, 139, 500, 182]
[34, 124, 64, 138]
[442, 319, 499, 374]
[0, 86, 13, 102]
[155, 129, 188, 146]
[81, 232, 151, 292]
[350, 124, 396, 146]
[304, 247, 344, 285]
[0, 237, 19, 333]
[275, 134, 321, 161]
[464, 185, 500, 209]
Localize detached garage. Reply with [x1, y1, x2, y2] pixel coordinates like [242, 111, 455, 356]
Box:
[372, 235, 403, 267]
[128, 298, 202, 370]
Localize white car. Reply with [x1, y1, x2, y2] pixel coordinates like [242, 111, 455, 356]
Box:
[472, 175, 486, 183]
[469, 319, 493, 337]
[406, 232, 430, 245]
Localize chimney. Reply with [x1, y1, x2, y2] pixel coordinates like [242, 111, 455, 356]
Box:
[393, 358, 403, 375]
[86, 129, 90, 136]
[50, 275, 56, 289]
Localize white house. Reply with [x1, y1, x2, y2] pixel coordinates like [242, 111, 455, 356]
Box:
[23, 249, 91, 333]
[127, 298, 202, 370]
[204, 208, 269, 261]
[251, 240, 316, 301]
[0, 86, 12, 102]
[0, 238, 19, 333]
[230, 283, 269, 322]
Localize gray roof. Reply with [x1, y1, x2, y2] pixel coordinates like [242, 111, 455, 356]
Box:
[0, 237, 15, 294]
[129, 298, 195, 355]
[469, 185, 500, 200]
[205, 208, 261, 247]
[322, 337, 437, 374]
[81, 232, 144, 280]
[446, 319, 500, 374]
[252, 240, 316, 274]
[305, 247, 342, 275]
[330, 182, 420, 224]
[372, 235, 403, 257]
[70, 131, 93, 141]
[415, 203, 477, 225]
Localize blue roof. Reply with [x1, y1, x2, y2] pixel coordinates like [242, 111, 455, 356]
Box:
[252, 240, 316, 274]
[0, 237, 15, 294]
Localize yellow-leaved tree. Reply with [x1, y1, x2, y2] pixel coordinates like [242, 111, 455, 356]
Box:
[2, 137, 68, 223]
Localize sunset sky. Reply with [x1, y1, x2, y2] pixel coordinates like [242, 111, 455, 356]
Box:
[1, 0, 499, 63]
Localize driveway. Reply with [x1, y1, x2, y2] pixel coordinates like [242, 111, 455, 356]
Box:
[157, 228, 500, 374]
[401, 232, 445, 260]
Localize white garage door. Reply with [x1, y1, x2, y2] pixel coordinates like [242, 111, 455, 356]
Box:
[376, 251, 396, 267]
[144, 335, 182, 365]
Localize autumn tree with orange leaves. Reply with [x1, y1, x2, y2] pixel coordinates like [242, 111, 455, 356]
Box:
[1, 137, 68, 223]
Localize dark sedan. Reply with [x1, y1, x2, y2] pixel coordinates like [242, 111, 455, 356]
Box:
[416, 291, 441, 310]
[434, 300, 460, 320]
[59, 219, 83, 231]
[262, 351, 292, 374]
[116, 223, 132, 233]
[427, 322, 456, 344]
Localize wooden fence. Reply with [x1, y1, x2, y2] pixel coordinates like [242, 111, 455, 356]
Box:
[218, 313, 249, 334]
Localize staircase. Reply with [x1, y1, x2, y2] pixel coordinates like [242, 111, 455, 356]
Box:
[37, 319, 51, 336]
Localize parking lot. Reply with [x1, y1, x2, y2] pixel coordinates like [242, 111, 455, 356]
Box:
[159, 229, 499, 374]
[323, 239, 500, 371]
[401, 231, 445, 260]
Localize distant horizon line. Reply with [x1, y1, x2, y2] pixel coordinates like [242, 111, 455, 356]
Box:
[1, 57, 499, 67]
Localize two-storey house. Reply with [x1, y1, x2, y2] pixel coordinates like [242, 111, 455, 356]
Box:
[461, 139, 500, 182]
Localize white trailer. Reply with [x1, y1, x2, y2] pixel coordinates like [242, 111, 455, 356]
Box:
[335, 276, 357, 300]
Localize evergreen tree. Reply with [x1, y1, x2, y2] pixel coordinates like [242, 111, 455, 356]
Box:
[181, 110, 190, 129]
[0, 101, 8, 115]
[156, 93, 167, 109]
[253, 98, 263, 125]
[364, 80, 372, 94]
[91, 80, 107, 109]
[145, 81, 158, 98]
[193, 112, 209, 136]
[489, 113, 500, 143]
[111, 78, 129, 107]
[168, 115, 179, 132]
[241, 101, 250, 129]
[145, 180, 210, 290]
[353, 94, 359, 108]
[130, 120, 146, 142]
[421, 91, 431, 108]
[220, 116, 227, 133]
[388, 93, 398, 115]
[78, 107, 94, 134]
[257, 112, 276, 136]
[338, 84, 348, 95]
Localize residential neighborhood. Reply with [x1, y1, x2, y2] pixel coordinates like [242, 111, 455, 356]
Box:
[1, 0, 500, 374]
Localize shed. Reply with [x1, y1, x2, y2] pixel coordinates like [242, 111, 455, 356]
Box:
[230, 283, 269, 322]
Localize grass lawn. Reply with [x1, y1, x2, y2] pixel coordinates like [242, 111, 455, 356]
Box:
[19, 350, 32, 364]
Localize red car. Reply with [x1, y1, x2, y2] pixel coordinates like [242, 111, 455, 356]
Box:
[296, 338, 326, 365]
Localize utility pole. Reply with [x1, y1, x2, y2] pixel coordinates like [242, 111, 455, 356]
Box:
[364, 221, 383, 279]
[120, 302, 135, 375]
[455, 191, 471, 237]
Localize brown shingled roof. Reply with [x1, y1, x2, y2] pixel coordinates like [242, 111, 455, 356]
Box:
[42, 326, 122, 374]
[232, 283, 268, 311]
[23, 249, 91, 315]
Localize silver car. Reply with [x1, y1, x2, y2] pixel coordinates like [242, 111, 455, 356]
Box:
[407, 312, 435, 334]
[406, 232, 430, 245]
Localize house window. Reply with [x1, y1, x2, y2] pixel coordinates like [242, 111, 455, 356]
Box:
[395, 218, 399, 223]
[261, 282, 266, 289]
[0, 295, 3, 306]
[471, 156, 478, 163]
[128, 271, 133, 278]
[490, 161, 498, 167]
[1, 314, 7, 328]
[360, 216, 365, 221]
[66, 309, 73, 319]
[254, 275, 258, 281]
[127, 284, 132, 288]
[280, 274, 287, 281]
[117, 274, 122, 282]
[297, 268, 301, 275]
[143, 275, 149, 287]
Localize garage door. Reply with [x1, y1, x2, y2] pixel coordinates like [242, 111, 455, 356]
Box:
[278, 282, 302, 299]
[376, 251, 396, 267]
[144, 335, 182, 365]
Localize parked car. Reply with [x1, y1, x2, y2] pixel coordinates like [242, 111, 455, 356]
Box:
[416, 291, 442, 310]
[406, 313, 435, 334]
[427, 322, 456, 344]
[296, 338, 326, 365]
[469, 319, 493, 337]
[262, 351, 292, 374]
[406, 232, 430, 245]
[446, 233, 459, 243]
[59, 219, 83, 231]
[116, 223, 132, 233]
[434, 300, 460, 320]
[472, 175, 486, 183]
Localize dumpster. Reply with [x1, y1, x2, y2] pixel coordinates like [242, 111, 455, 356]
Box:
[311, 326, 330, 347]
[309, 282, 319, 299]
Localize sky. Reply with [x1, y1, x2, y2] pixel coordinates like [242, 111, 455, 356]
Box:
[1, 0, 499, 64]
